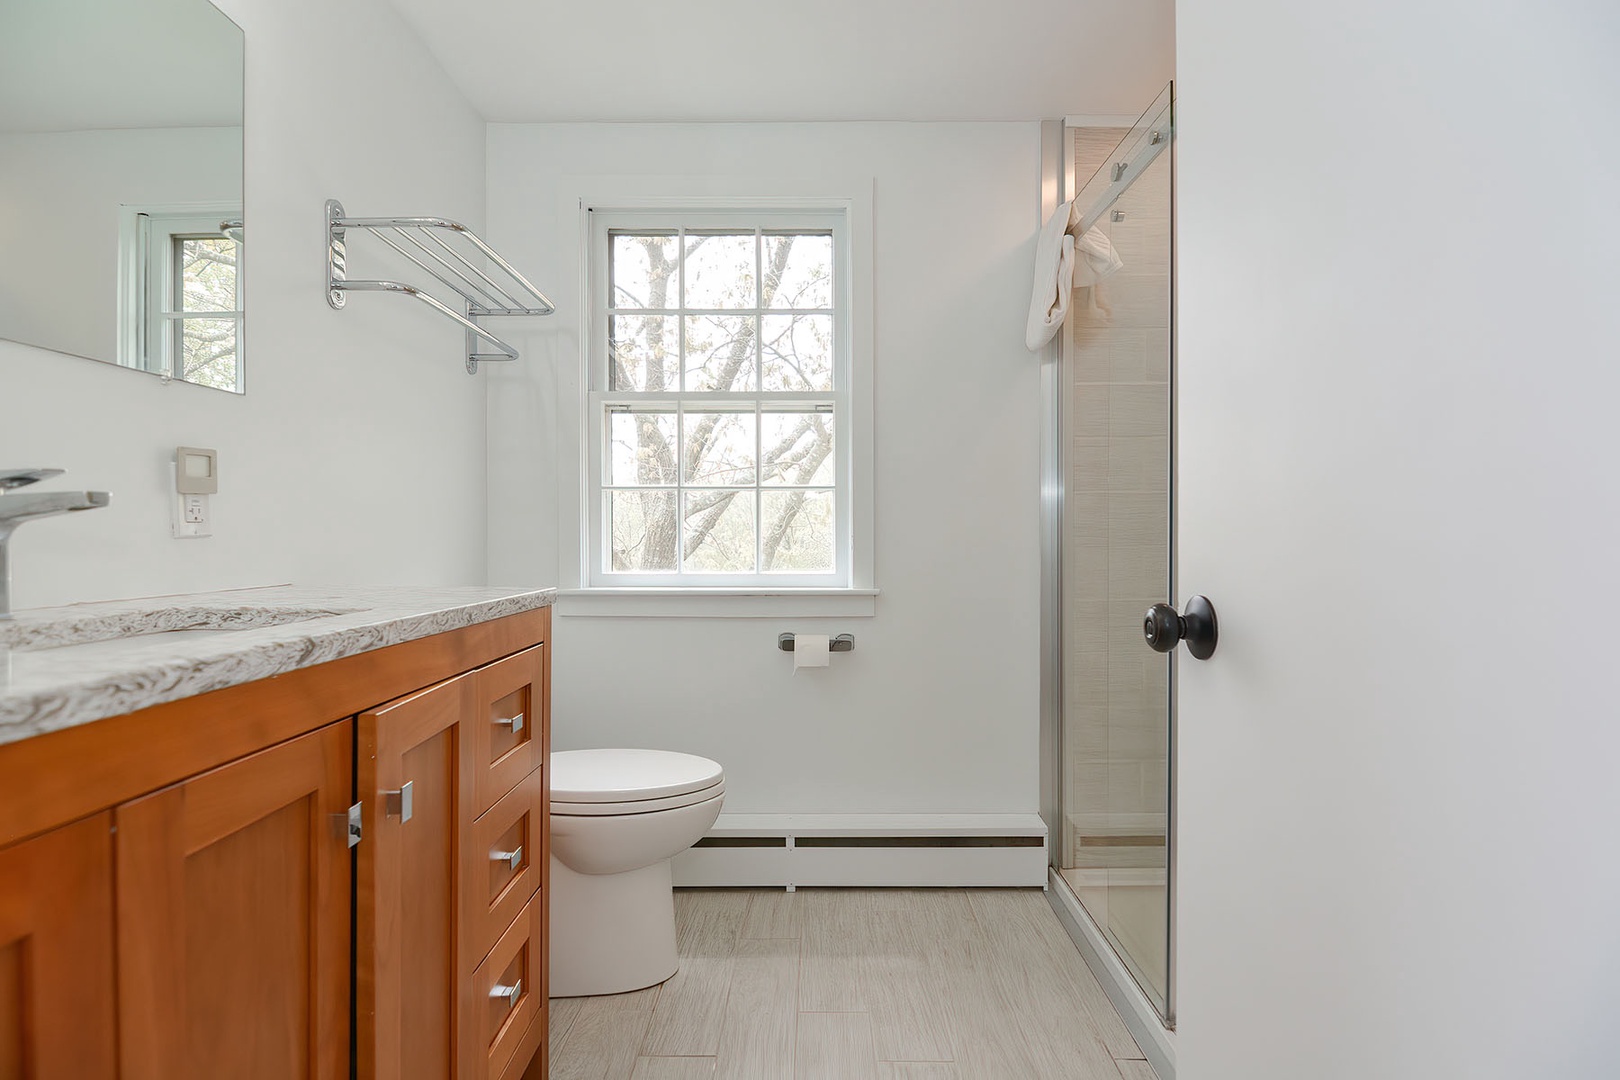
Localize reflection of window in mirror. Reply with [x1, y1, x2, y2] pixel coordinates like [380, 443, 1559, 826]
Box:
[117, 204, 244, 392]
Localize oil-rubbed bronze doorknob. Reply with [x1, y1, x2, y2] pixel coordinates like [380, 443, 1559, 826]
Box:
[1143, 596, 1218, 660]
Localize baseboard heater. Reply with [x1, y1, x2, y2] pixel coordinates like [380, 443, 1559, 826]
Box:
[670, 813, 1049, 889]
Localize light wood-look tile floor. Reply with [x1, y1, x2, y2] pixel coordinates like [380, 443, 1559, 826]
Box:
[549, 888, 1155, 1080]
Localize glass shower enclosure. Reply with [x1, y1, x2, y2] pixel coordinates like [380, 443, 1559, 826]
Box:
[1054, 84, 1176, 1024]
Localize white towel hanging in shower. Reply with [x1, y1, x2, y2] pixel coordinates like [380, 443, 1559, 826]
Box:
[1025, 200, 1125, 351]
[1071, 207, 1126, 287]
[1026, 200, 1077, 351]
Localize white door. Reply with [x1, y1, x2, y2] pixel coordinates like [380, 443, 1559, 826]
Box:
[1173, 3, 1620, 1077]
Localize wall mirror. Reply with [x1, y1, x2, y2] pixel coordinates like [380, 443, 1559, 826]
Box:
[0, 0, 246, 393]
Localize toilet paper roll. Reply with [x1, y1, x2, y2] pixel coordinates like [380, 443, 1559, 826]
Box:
[792, 633, 831, 673]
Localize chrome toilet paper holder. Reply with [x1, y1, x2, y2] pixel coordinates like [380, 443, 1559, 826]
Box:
[778, 633, 855, 653]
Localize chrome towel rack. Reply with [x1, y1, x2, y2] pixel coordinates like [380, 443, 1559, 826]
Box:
[325, 199, 555, 374]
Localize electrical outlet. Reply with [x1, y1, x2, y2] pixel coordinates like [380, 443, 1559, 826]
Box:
[172, 491, 212, 538]
[170, 462, 213, 539]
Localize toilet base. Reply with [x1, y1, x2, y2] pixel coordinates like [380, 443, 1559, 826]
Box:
[548, 854, 679, 997]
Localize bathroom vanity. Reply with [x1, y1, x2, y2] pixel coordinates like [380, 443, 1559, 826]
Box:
[0, 585, 553, 1080]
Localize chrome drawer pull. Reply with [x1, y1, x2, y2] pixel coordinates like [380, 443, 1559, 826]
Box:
[490, 979, 522, 1007]
[384, 780, 413, 823]
[490, 845, 523, 870]
[493, 711, 524, 734]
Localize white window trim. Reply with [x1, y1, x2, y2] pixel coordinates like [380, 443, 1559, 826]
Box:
[117, 202, 245, 391]
[556, 177, 876, 619]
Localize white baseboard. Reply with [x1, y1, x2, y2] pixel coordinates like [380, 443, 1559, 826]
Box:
[671, 812, 1048, 888]
[1047, 867, 1176, 1079]
[702, 813, 1049, 837]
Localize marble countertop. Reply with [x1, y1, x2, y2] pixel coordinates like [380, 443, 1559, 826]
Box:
[0, 584, 555, 747]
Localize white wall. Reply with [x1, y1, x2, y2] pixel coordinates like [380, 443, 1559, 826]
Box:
[0, 0, 490, 609]
[485, 123, 1043, 816]
[0, 127, 241, 363]
[1176, 2, 1620, 1076]
[390, 0, 1174, 124]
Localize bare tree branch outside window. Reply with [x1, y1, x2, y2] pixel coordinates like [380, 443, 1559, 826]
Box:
[175, 235, 240, 391]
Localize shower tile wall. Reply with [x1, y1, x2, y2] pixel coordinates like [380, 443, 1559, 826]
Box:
[1063, 128, 1171, 869]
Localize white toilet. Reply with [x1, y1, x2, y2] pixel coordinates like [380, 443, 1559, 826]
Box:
[548, 748, 724, 997]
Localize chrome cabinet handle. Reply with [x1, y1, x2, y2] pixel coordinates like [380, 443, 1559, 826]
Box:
[1143, 596, 1219, 660]
[493, 711, 524, 734]
[384, 780, 414, 823]
[490, 979, 522, 1006]
[490, 845, 523, 870]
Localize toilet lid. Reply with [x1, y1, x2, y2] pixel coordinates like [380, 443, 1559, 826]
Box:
[551, 748, 724, 803]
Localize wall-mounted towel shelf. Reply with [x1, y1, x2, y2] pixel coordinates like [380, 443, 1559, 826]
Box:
[324, 198, 555, 374]
[778, 633, 855, 653]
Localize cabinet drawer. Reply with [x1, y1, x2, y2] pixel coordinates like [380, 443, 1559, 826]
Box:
[472, 645, 546, 816]
[465, 896, 545, 1080]
[465, 766, 545, 968]
[495, 1009, 545, 1080]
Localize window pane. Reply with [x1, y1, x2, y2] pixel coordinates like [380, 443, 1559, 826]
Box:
[610, 490, 677, 571]
[762, 489, 834, 573]
[179, 318, 238, 390]
[609, 409, 677, 486]
[682, 490, 756, 572]
[683, 232, 755, 309]
[763, 233, 832, 309]
[683, 410, 756, 486]
[610, 314, 679, 391]
[610, 233, 678, 309]
[179, 237, 237, 312]
[684, 314, 757, 392]
[760, 409, 834, 486]
[761, 312, 833, 392]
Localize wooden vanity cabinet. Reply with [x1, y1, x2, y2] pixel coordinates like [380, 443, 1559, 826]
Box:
[0, 606, 551, 1080]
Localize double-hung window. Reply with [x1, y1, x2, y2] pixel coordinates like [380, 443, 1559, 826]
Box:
[586, 208, 853, 587]
[119, 206, 245, 392]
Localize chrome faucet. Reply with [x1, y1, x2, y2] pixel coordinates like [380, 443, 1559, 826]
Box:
[0, 469, 112, 618]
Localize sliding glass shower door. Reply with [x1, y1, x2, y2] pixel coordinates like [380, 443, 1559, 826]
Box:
[1057, 85, 1175, 1022]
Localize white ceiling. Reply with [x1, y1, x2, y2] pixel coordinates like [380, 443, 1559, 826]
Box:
[0, 0, 242, 133]
[383, 0, 1174, 123]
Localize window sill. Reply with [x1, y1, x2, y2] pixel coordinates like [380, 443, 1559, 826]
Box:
[556, 588, 879, 619]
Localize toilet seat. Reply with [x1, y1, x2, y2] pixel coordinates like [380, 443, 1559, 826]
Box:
[552, 781, 724, 817]
[551, 749, 724, 816]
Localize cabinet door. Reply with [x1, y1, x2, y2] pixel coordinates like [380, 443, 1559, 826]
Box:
[0, 812, 116, 1079]
[115, 722, 352, 1080]
[357, 672, 476, 1080]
